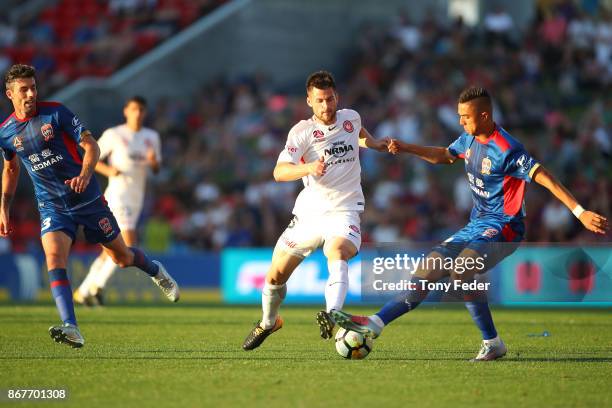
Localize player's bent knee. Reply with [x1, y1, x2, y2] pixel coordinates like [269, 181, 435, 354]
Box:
[266, 251, 302, 285]
[325, 245, 355, 261]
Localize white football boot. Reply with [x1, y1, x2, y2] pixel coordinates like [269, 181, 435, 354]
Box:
[151, 260, 180, 302]
[471, 338, 507, 361]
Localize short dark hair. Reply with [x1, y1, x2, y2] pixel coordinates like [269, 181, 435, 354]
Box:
[5, 64, 36, 89]
[458, 86, 491, 104]
[306, 71, 336, 92]
[125, 95, 147, 108]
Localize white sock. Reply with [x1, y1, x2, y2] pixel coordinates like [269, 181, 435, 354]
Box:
[261, 283, 286, 329]
[484, 336, 502, 346]
[91, 257, 119, 290]
[78, 255, 105, 296]
[325, 260, 349, 312]
[369, 314, 385, 329]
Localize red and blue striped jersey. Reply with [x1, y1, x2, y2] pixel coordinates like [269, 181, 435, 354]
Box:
[448, 125, 540, 223]
[0, 102, 102, 212]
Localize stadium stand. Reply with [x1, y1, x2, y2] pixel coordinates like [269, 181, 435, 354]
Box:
[1, 0, 610, 253]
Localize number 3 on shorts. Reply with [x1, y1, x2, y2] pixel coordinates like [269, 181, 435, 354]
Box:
[41, 217, 51, 231]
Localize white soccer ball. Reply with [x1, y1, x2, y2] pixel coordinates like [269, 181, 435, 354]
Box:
[335, 327, 373, 360]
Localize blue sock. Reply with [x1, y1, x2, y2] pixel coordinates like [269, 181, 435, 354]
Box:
[130, 247, 159, 277]
[376, 279, 430, 325]
[465, 301, 497, 340]
[48, 269, 77, 326]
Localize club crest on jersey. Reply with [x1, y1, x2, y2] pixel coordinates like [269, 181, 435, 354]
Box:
[13, 135, 24, 151]
[40, 123, 54, 141]
[343, 120, 354, 133]
[349, 224, 361, 234]
[481, 157, 492, 175]
[313, 130, 324, 139]
[482, 228, 499, 238]
[98, 217, 114, 235]
[465, 148, 471, 163]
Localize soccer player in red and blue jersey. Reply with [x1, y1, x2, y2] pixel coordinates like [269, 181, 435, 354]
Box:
[0, 64, 180, 348]
[331, 87, 608, 361]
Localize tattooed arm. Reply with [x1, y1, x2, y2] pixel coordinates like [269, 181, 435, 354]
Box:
[0, 155, 20, 236]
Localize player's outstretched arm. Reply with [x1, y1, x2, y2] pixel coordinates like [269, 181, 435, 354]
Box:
[358, 128, 391, 152]
[65, 131, 100, 193]
[533, 166, 608, 235]
[273, 158, 326, 182]
[388, 139, 457, 164]
[0, 156, 20, 236]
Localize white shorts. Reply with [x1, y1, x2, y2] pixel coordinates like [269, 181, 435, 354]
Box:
[107, 200, 142, 231]
[274, 211, 362, 258]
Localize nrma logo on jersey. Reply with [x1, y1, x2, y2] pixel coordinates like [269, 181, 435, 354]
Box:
[221, 248, 361, 304]
[324, 141, 354, 158]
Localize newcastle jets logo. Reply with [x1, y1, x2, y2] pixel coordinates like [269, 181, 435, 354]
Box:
[13, 135, 24, 151]
[40, 123, 54, 141]
[343, 120, 354, 133]
[98, 217, 114, 235]
[465, 148, 471, 163]
[482, 228, 498, 238]
[481, 157, 492, 175]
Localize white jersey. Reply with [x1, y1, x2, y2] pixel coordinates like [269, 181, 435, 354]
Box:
[97, 124, 161, 206]
[277, 109, 364, 216]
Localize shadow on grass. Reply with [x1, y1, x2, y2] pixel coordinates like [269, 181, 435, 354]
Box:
[2, 354, 611, 362]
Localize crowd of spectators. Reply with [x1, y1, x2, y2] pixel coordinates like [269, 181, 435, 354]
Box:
[3, 0, 611, 253]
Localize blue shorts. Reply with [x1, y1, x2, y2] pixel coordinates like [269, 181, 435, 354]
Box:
[432, 218, 524, 270]
[39, 197, 121, 244]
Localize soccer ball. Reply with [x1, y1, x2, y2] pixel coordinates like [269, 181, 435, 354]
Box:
[335, 328, 373, 359]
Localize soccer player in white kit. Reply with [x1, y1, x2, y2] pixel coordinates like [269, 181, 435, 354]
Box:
[74, 96, 161, 305]
[243, 71, 391, 350]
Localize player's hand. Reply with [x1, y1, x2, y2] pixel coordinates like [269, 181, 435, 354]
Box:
[388, 139, 400, 155]
[110, 167, 121, 177]
[579, 211, 609, 234]
[0, 211, 11, 236]
[146, 147, 157, 167]
[64, 174, 91, 194]
[308, 156, 326, 177]
[375, 137, 392, 152]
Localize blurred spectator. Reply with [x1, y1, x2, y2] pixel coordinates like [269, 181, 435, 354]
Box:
[484, 5, 516, 46]
[542, 201, 573, 241]
[0, 16, 17, 47]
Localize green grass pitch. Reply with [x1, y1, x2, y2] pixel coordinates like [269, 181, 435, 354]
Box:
[1, 304, 611, 407]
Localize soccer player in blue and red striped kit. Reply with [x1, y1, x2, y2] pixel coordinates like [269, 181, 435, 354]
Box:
[332, 87, 608, 361]
[0, 64, 180, 349]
